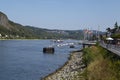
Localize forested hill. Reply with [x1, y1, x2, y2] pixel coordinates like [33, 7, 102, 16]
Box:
[0, 11, 84, 39]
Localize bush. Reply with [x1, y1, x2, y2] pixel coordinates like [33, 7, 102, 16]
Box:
[80, 45, 120, 80]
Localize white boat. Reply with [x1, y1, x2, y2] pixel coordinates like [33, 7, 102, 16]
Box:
[52, 39, 63, 43]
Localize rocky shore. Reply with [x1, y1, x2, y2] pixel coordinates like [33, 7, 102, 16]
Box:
[42, 50, 85, 80]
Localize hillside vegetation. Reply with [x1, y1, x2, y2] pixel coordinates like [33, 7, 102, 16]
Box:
[76, 45, 120, 80]
[0, 12, 84, 39]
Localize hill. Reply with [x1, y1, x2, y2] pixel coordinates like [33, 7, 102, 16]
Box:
[0, 11, 83, 39]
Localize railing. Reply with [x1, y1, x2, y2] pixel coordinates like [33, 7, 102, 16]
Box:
[100, 41, 120, 56]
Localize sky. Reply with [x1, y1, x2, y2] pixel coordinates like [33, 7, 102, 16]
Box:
[0, 0, 120, 31]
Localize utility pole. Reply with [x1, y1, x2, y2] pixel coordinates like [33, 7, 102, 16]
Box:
[83, 29, 86, 41]
[98, 26, 100, 41]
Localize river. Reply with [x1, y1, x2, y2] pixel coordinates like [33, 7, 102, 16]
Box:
[0, 39, 82, 80]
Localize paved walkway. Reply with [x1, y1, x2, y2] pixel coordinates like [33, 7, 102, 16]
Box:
[100, 42, 120, 56]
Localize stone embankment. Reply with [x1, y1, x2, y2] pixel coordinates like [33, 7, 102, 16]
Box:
[42, 51, 85, 80]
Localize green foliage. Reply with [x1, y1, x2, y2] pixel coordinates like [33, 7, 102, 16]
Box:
[114, 22, 119, 29]
[80, 45, 120, 80]
[83, 48, 94, 66]
[111, 33, 120, 38]
[0, 21, 84, 39]
[106, 22, 120, 38]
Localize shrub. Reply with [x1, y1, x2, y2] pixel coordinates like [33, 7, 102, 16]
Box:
[80, 45, 120, 80]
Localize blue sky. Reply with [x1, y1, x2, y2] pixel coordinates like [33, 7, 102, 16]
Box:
[0, 0, 120, 31]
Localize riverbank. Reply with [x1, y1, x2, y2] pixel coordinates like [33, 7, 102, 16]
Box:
[81, 45, 120, 80]
[0, 39, 42, 40]
[42, 50, 85, 80]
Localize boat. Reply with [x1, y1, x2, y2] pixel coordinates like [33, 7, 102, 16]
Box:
[52, 39, 63, 43]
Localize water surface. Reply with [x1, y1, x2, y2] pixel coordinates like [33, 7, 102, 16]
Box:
[0, 40, 81, 80]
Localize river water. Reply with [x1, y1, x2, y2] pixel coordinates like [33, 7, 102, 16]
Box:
[0, 40, 81, 80]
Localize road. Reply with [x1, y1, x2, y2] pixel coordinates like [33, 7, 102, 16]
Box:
[100, 42, 120, 56]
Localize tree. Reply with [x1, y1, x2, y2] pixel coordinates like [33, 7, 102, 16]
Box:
[114, 22, 119, 29]
[106, 22, 120, 38]
[112, 22, 119, 34]
[106, 27, 111, 32]
[106, 27, 111, 37]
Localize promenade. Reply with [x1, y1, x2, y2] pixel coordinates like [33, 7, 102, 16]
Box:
[100, 42, 120, 56]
